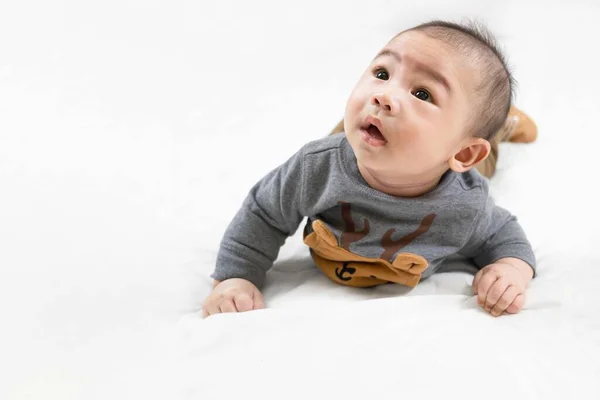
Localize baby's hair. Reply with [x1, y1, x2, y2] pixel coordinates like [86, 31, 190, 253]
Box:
[406, 20, 515, 141]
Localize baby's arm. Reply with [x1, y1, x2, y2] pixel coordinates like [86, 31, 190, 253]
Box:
[460, 196, 536, 317]
[202, 147, 306, 317]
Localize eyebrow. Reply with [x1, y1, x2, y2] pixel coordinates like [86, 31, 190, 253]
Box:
[375, 49, 452, 94]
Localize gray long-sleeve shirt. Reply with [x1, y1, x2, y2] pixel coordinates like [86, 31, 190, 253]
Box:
[212, 133, 535, 289]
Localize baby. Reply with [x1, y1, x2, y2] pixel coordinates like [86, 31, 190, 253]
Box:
[202, 20, 537, 318]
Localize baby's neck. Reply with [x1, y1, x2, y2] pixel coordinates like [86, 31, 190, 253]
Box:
[357, 163, 445, 198]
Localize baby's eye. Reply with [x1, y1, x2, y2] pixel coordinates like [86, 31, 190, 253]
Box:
[413, 89, 433, 103]
[374, 68, 389, 80]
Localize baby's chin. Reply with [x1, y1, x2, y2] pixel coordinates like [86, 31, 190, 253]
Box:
[354, 151, 394, 173]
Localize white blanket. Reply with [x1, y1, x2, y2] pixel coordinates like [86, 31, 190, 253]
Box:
[2, 1, 600, 399]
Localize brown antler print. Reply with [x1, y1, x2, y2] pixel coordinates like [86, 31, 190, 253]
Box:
[380, 213, 436, 261]
[338, 201, 370, 250]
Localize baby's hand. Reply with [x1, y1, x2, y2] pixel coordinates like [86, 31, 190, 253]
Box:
[202, 278, 265, 318]
[472, 258, 533, 317]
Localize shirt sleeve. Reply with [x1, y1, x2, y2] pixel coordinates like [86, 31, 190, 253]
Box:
[459, 194, 536, 276]
[211, 147, 306, 288]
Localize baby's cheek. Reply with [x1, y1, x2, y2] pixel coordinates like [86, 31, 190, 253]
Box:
[394, 136, 439, 165]
[348, 78, 373, 107]
[345, 90, 364, 115]
[396, 127, 422, 147]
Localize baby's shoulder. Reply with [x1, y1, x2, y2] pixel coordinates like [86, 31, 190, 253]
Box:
[454, 169, 489, 194]
[291, 134, 346, 180]
[300, 133, 346, 157]
[444, 169, 490, 209]
[302, 133, 346, 155]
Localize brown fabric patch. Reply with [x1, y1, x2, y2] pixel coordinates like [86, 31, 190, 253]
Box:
[304, 220, 428, 288]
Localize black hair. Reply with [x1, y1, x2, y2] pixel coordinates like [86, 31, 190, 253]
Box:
[407, 20, 515, 141]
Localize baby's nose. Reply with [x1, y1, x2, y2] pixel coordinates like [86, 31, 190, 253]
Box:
[371, 93, 398, 115]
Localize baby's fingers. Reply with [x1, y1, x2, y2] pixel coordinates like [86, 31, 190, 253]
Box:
[506, 294, 526, 314]
[484, 279, 510, 312]
[233, 292, 254, 312]
[476, 272, 498, 307]
[219, 299, 238, 313]
[490, 285, 518, 317]
[202, 300, 221, 318]
[252, 289, 265, 310]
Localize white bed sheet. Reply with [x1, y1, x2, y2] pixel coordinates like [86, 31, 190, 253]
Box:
[2, 1, 600, 399]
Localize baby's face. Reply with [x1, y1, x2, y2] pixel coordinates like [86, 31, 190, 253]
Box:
[344, 30, 478, 180]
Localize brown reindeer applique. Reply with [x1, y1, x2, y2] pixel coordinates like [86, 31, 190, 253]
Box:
[303, 202, 436, 288]
[339, 201, 370, 250]
[380, 213, 436, 261]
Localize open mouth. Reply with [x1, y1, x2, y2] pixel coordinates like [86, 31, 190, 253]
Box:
[366, 124, 385, 141]
[360, 116, 387, 146]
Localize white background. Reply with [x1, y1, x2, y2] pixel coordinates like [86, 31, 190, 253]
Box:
[2, 1, 600, 399]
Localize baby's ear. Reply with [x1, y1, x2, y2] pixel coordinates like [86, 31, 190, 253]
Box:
[448, 137, 491, 173]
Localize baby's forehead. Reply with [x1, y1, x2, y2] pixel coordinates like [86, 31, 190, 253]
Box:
[379, 30, 481, 88]
[384, 31, 467, 66]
